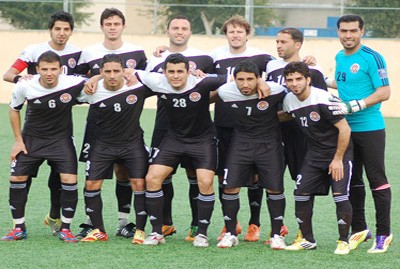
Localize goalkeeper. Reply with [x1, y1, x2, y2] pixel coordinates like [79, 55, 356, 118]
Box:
[327, 14, 392, 254]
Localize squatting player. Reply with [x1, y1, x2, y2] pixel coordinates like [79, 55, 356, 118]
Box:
[1, 51, 84, 242]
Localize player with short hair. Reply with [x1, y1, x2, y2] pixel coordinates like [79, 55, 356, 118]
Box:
[281, 61, 353, 254]
[1, 51, 84, 243]
[77, 54, 153, 243]
[265, 27, 327, 243]
[75, 7, 148, 240]
[216, 60, 287, 249]
[210, 14, 278, 242]
[2, 10, 81, 237]
[147, 15, 214, 241]
[329, 14, 392, 253]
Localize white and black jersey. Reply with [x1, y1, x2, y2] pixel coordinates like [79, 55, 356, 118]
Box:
[266, 58, 327, 90]
[210, 46, 274, 128]
[77, 81, 154, 145]
[218, 81, 286, 142]
[136, 71, 226, 142]
[146, 47, 215, 131]
[10, 74, 85, 138]
[75, 42, 147, 77]
[17, 42, 81, 75]
[282, 87, 352, 161]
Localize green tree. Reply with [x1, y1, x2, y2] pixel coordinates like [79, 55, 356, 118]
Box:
[346, 0, 400, 38]
[153, 0, 281, 35]
[0, 1, 92, 29]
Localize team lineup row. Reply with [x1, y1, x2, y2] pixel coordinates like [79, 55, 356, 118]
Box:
[1, 8, 392, 254]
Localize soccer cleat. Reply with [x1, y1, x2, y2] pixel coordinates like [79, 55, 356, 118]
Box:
[265, 225, 289, 245]
[367, 234, 393, 254]
[193, 234, 209, 247]
[76, 223, 94, 240]
[270, 234, 287, 250]
[244, 224, 260, 242]
[132, 229, 146, 245]
[334, 240, 350, 255]
[185, 226, 198, 242]
[217, 232, 239, 248]
[284, 238, 317, 251]
[292, 229, 304, 244]
[58, 229, 78, 243]
[143, 232, 165, 246]
[1, 228, 27, 241]
[349, 229, 372, 250]
[43, 214, 61, 236]
[81, 229, 108, 242]
[217, 222, 242, 241]
[116, 222, 136, 238]
[162, 225, 177, 237]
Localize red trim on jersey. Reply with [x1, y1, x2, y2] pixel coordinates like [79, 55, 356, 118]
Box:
[11, 59, 28, 72]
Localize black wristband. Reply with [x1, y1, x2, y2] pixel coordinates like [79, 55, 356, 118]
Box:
[13, 75, 22, 83]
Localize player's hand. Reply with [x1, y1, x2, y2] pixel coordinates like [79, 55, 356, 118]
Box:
[10, 141, 27, 161]
[123, 68, 138, 86]
[302, 55, 316, 66]
[257, 78, 271, 99]
[328, 96, 366, 115]
[191, 69, 206, 78]
[328, 158, 344, 181]
[84, 75, 101, 94]
[153, 45, 169, 57]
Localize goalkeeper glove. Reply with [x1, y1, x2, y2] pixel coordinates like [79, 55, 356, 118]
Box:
[328, 97, 366, 115]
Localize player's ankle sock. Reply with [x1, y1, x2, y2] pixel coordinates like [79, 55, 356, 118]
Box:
[334, 194, 352, 242]
[146, 189, 164, 234]
[247, 185, 262, 227]
[162, 177, 174, 226]
[188, 177, 199, 226]
[60, 183, 78, 230]
[84, 188, 105, 233]
[133, 190, 147, 231]
[294, 194, 315, 243]
[221, 192, 240, 235]
[116, 180, 132, 226]
[197, 193, 215, 236]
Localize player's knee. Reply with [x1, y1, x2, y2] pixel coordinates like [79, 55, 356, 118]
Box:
[131, 178, 145, 191]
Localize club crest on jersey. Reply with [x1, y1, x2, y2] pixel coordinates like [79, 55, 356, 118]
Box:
[350, 63, 360, 74]
[189, 92, 201, 102]
[309, 111, 320, 122]
[378, 68, 388, 79]
[189, 61, 197, 72]
[68, 58, 77, 68]
[60, 93, 72, 103]
[257, 101, 269, 110]
[126, 59, 137, 69]
[126, 94, 138, 104]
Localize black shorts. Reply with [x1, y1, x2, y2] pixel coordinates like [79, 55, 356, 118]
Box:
[150, 136, 218, 171]
[216, 126, 234, 176]
[281, 121, 308, 181]
[350, 129, 388, 189]
[222, 140, 285, 191]
[11, 136, 77, 176]
[86, 140, 148, 180]
[295, 159, 352, 196]
[79, 120, 95, 162]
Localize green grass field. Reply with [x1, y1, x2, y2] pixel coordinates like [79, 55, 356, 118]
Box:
[0, 104, 398, 269]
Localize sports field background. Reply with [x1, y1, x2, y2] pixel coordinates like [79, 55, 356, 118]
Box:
[0, 104, 398, 268]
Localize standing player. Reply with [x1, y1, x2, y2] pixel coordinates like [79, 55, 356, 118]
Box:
[265, 28, 327, 243]
[1, 51, 83, 242]
[329, 14, 392, 253]
[75, 8, 148, 239]
[210, 15, 277, 242]
[77, 54, 153, 243]
[282, 61, 353, 255]
[216, 60, 287, 250]
[2, 10, 81, 237]
[147, 15, 214, 241]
